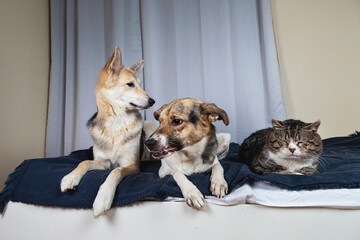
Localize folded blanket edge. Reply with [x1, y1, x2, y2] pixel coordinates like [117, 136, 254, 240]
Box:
[0, 160, 30, 214]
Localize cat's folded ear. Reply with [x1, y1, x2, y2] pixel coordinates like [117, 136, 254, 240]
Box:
[201, 103, 229, 126]
[271, 119, 284, 129]
[305, 120, 321, 132]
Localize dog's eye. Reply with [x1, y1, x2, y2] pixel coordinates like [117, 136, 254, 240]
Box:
[127, 82, 135, 87]
[172, 119, 183, 126]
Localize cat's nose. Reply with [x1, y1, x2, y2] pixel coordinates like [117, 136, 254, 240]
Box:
[289, 148, 296, 153]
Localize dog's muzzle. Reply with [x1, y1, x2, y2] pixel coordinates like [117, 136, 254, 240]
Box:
[142, 98, 156, 109]
[144, 138, 157, 149]
[145, 138, 177, 159]
[130, 98, 155, 109]
[148, 98, 155, 107]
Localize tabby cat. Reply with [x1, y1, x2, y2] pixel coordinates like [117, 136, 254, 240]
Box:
[238, 119, 322, 175]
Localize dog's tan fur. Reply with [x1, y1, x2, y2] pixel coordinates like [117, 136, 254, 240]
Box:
[145, 98, 230, 209]
[60, 47, 155, 217]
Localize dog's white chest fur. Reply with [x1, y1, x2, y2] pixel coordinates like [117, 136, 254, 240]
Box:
[91, 110, 143, 167]
[159, 137, 214, 177]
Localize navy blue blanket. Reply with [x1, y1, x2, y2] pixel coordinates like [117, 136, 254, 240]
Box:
[1, 134, 360, 213]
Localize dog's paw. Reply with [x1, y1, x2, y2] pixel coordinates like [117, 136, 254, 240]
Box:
[183, 187, 205, 210]
[92, 186, 114, 218]
[60, 173, 81, 192]
[210, 177, 228, 198]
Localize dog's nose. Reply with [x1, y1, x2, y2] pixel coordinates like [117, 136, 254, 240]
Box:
[148, 98, 155, 106]
[145, 138, 157, 149]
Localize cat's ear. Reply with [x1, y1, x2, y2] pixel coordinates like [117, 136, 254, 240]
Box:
[200, 103, 229, 126]
[271, 119, 284, 129]
[306, 120, 321, 132]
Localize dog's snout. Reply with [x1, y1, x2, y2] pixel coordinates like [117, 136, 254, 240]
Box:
[148, 98, 155, 107]
[145, 138, 157, 149]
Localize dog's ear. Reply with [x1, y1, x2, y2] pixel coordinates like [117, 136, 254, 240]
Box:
[200, 103, 229, 126]
[106, 46, 124, 76]
[130, 60, 144, 76]
[154, 104, 167, 121]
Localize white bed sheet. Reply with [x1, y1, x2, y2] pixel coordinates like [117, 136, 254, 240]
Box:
[208, 181, 360, 209]
[166, 181, 360, 209]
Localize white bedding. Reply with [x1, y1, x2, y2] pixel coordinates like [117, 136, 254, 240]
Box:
[205, 181, 360, 209]
[2, 181, 360, 240]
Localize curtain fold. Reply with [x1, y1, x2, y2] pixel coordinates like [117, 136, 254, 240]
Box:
[46, 0, 285, 157]
[47, 0, 142, 156]
[141, 0, 286, 143]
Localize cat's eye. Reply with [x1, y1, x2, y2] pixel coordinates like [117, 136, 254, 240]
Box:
[172, 119, 183, 126]
[127, 82, 135, 87]
[309, 141, 319, 146]
[285, 133, 290, 140]
[271, 141, 283, 148]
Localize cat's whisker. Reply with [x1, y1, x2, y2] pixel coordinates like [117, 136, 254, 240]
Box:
[318, 155, 328, 163]
[317, 156, 328, 171]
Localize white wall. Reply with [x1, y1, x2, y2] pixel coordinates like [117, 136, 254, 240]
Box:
[272, 0, 360, 139]
[0, 0, 49, 190]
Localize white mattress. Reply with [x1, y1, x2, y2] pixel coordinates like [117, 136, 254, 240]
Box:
[2, 182, 360, 240]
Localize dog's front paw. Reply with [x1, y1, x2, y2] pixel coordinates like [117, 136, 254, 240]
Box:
[183, 186, 205, 210]
[92, 186, 114, 218]
[60, 173, 81, 192]
[210, 177, 228, 198]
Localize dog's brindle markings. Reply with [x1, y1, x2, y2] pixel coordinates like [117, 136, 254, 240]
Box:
[145, 98, 230, 210]
[201, 134, 218, 164]
[60, 46, 155, 218]
[87, 112, 112, 151]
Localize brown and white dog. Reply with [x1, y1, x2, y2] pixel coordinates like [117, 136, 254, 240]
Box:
[60, 46, 155, 217]
[145, 98, 230, 209]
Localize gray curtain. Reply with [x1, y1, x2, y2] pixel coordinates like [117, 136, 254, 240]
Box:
[46, 0, 286, 157]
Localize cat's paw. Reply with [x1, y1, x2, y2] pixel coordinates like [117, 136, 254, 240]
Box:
[183, 186, 205, 210]
[275, 170, 296, 175]
[60, 173, 81, 192]
[210, 177, 228, 198]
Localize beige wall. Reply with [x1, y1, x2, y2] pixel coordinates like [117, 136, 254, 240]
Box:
[0, 0, 49, 190]
[272, 0, 360, 139]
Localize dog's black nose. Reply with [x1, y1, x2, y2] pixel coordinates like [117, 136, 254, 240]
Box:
[145, 138, 157, 149]
[148, 98, 155, 106]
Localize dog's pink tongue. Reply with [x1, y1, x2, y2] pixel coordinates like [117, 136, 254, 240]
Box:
[165, 147, 176, 152]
